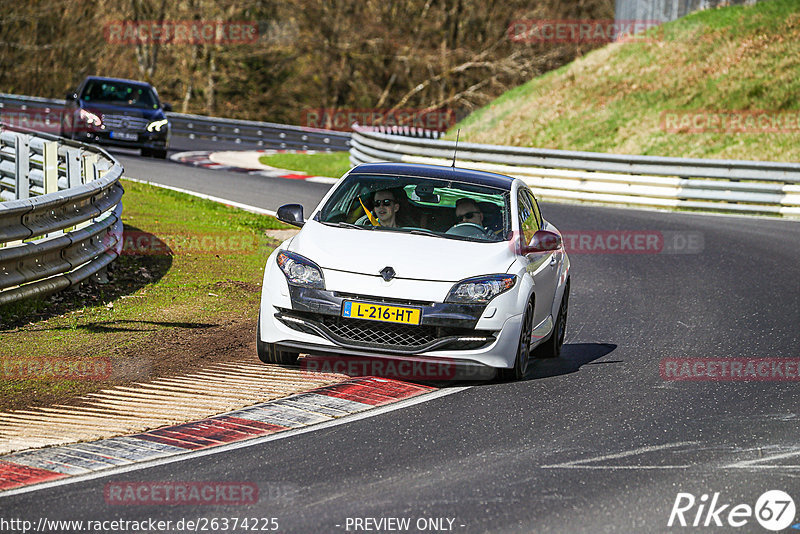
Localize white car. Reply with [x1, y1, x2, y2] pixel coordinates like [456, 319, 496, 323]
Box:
[257, 162, 570, 380]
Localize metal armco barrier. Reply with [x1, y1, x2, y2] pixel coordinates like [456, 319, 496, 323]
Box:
[0, 93, 351, 151]
[349, 125, 800, 217]
[0, 124, 124, 306]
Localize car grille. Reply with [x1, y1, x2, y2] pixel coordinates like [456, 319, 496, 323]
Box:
[102, 114, 149, 130]
[279, 311, 493, 352]
[322, 316, 436, 348]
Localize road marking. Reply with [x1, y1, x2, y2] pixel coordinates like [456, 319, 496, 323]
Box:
[122, 177, 277, 216]
[725, 448, 800, 469]
[541, 442, 700, 469]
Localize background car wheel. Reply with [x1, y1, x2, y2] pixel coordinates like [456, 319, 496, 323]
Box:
[533, 279, 569, 359]
[152, 149, 168, 159]
[256, 315, 299, 365]
[140, 147, 151, 157]
[500, 299, 534, 381]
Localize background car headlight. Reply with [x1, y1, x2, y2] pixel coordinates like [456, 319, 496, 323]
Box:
[276, 250, 324, 289]
[146, 119, 168, 132]
[79, 109, 102, 127]
[445, 274, 516, 304]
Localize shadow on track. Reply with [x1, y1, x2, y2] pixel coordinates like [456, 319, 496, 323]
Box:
[526, 342, 618, 380]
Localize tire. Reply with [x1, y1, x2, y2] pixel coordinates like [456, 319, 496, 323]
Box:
[533, 279, 569, 359]
[256, 314, 299, 365]
[141, 147, 151, 157]
[500, 299, 534, 381]
[152, 148, 168, 159]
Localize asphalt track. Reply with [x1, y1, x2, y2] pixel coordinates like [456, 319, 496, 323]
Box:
[2, 151, 799, 533]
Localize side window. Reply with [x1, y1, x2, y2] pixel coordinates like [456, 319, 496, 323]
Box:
[526, 190, 543, 229]
[517, 191, 537, 246]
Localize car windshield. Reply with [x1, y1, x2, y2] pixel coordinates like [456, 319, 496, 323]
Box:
[80, 80, 160, 109]
[316, 172, 511, 243]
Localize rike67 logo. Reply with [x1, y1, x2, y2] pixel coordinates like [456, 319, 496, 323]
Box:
[668, 490, 797, 531]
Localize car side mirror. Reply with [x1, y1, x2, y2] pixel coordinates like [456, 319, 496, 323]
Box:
[162, 102, 173, 112]
[523, 230, 561, 253]
[65, 92, 77, 101]
[277, 204, 305, 227]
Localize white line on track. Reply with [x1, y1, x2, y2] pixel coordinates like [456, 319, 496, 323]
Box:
[122, 177, 277, 216]
[540, 442, 699, 469]
[0, 386, 471, 498]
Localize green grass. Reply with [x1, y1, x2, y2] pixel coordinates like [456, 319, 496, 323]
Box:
[449, 0, 800, 162]
[0, 179, 293, 411]
[259, 151, 351, 178]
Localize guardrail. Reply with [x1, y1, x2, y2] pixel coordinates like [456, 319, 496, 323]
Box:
[0, 123, 124, 306]
[0, 93, 350, 152]
[349, 125, 800, 217]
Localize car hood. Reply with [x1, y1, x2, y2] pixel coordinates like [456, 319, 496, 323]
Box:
[79, 102, 165, 120]
[288, 220, 515, 282]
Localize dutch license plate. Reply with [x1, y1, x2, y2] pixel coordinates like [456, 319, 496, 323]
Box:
[342, 301, 421, 325]
[111, 131, 137, 141]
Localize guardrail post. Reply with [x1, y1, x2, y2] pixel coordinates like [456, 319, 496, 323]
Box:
[82, 153, 98, 182]
[14, 133, 29, 200]
[66, 148, 82, 187]
[42, 140, 58, 194]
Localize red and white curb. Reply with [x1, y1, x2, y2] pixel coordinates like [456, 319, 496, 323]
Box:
[170, 149, 339, 184]
[0, 377, 435, 493]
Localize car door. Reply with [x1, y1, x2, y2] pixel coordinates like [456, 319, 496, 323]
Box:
[518, 188, 559, 331]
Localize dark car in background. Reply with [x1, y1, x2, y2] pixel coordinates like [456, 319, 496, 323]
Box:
[61, 76, 171, 158]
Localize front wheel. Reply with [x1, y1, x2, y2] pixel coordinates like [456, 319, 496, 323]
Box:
[533, 279, 569, 359]
[256, 314, 299, 365]
[500, 299, 534, 381]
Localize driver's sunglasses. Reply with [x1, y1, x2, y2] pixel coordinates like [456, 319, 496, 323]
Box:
[374, 199, 394, 206]
[457, 211, 480, 221]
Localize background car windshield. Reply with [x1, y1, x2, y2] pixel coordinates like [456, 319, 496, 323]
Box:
[81, 81, 159, 109]
[317, 173, 510, 242]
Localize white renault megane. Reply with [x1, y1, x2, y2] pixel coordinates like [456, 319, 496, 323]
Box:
[257, 162, 570, 380]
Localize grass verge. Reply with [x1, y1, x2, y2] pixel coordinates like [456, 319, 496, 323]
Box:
[450, 0, 800, 162]
[259, 151, 351, 178]
[0, 178, 293, 412]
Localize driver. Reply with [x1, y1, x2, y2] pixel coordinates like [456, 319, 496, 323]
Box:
[454, 198, 485, 227]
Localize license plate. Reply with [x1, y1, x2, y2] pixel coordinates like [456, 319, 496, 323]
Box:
[111, 131, 137, 141]
[342, 301, 421, 325]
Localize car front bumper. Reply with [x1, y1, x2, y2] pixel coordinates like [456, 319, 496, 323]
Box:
[258, 254, 525, 370]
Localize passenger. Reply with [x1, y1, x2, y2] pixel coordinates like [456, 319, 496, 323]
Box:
[372, 189, 401, 227]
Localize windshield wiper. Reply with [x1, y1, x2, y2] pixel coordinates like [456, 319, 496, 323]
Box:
[408, 229, 441, 238]
[335, 221, 372, 230]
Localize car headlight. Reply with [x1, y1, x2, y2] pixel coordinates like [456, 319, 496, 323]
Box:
[146, 119, 169, 132]
[445, 274, 516, 304]
[79, 109, 102, 127]
[276, 250, 324, 289]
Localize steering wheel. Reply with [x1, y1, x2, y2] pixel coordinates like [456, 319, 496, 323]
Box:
[446, 222, 489, 237]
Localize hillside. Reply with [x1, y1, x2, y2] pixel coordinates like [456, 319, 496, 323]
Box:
[451, 0, 800, 162]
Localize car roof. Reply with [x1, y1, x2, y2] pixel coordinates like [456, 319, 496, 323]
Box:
[351, 162, 515, 190]
[82, 76, 153, 88]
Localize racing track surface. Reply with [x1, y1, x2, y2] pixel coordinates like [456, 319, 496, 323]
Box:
[2, 152, 798, 532]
